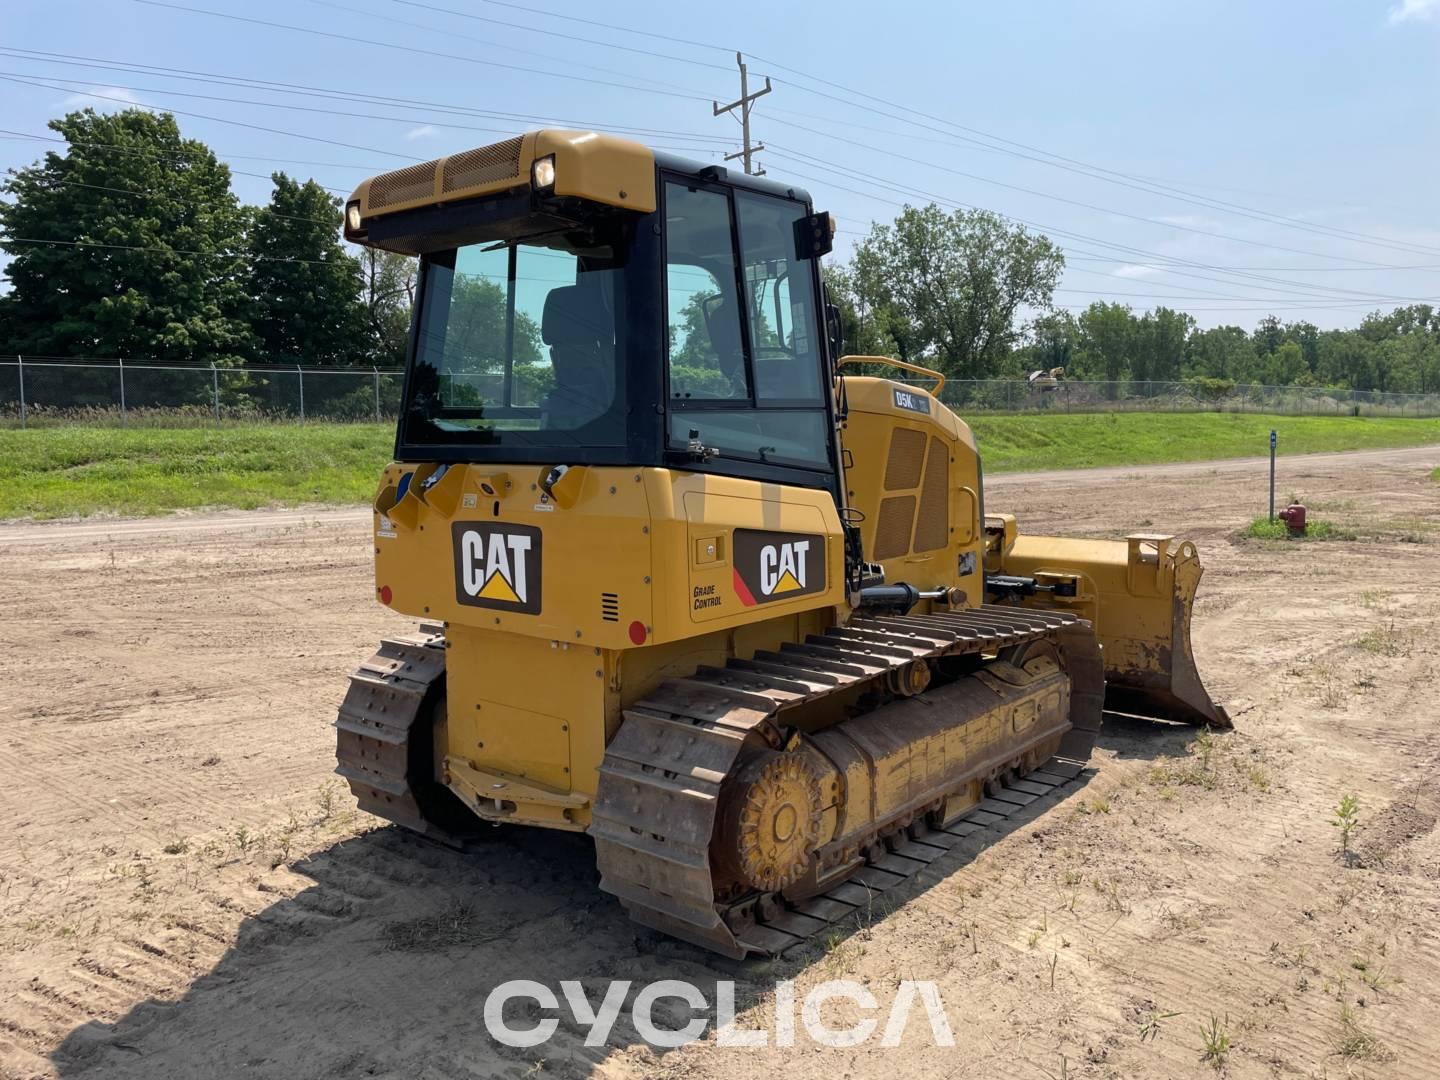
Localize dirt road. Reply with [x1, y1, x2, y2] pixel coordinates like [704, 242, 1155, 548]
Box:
[1, 445, 1437, 1079]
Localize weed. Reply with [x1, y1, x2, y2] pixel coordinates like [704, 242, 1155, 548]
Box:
[383, 900, 504, 952]
[1198, 1013, 1231, 1069]
[1332, 794, 1360, 862]
[1027, 929, 1043, 949]
[1358, 589, 1389, 609]
[1139, 1009, 1180, 1043]
[316, 780, 340, 820]
[1354, 622, 1410, 657]
[1078, 794, 1111, 815]
[1059, 869, 1083, 886]
[1092, 878, 1131, 914]
[231, 826, 256, 854]
[162, 839, 188, 856]
[1350, 957, 1393, 992]
[1335, 1004, 1391, 1061]
[1193, 727, 1217, 771]
[1246, 766, 1270, 792]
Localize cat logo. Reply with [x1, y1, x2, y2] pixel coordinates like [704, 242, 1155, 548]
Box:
[452, 522, 542, 614]
[732, 528, 826, 606]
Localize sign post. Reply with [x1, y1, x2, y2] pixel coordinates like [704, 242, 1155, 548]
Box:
[1269, 429, 1277, 520]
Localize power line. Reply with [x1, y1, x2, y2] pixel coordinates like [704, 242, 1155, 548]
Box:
[126, 0, 1440, 270]
[430, 0, 1430, 257]
[743, 54, 1440, 259]
[133, 0, 717, 103]
[0, 235, 349, 265]
[768, 135, 1438, 267]
[299, 0, 721, 97]
[776, 156, 1438, 307]
[393, 0, 733, 59]
[0, 128, 357, 194]
[0, 47, 736, 146]
[0, 74, 426, 161]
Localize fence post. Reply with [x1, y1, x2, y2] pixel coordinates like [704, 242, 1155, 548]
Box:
[118, 358, 127, 426]
[16, 355, 25, 429]
[297, 363, 305, 422]
[211, 362, 220, 424]
[372, 367, 381, 423]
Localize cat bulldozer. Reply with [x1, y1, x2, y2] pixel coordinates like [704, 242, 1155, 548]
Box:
[335, 130, 1229, 958]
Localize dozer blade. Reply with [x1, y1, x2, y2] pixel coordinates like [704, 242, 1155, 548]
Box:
[996, 532, 1231, 729]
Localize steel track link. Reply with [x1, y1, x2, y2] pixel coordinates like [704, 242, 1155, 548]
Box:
[334, 624, 455, 842]
[592, 605, 1105, 958]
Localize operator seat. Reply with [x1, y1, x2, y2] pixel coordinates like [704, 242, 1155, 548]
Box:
[540, 280, 615, 428]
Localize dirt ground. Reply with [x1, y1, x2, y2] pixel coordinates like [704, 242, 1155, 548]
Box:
[2, 445, 1438, 1080]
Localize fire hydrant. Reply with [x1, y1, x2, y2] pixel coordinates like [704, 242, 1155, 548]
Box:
[1277, 503, 1307, 537]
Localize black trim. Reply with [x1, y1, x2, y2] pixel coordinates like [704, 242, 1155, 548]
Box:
[389, 159, 843, 505]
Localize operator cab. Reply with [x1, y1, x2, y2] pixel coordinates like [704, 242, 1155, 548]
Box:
[345, 131, 839, 491]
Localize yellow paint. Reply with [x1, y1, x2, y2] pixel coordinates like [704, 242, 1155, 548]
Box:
[348, 129, 657, 231]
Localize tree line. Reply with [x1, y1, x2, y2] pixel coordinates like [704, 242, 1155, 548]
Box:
[0, 108, 413, 370]
[3, 108, 1438, 398]
[827, 208, 1440, 394]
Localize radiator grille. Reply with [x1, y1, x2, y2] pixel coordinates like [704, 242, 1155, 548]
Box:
[368, 161, 437, 210]
[912, 438, 950, 552]
[442, 137, 524, 193]
[872, 496, 916, 560]
[883, 428, 927, 490]
[601, 593, 620, 623]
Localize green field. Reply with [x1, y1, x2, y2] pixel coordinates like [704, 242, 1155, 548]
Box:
[1, 413, 1437, 520]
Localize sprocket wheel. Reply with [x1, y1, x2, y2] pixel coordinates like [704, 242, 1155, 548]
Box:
[721, 752, 822, 893]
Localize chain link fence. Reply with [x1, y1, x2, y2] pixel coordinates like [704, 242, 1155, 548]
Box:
[0, 357, 405, 427]
[936, 378, 1440, 418]
[2, 358, 1438, 426]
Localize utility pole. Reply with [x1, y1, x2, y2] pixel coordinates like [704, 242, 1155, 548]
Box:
[713, 52, 771, 176]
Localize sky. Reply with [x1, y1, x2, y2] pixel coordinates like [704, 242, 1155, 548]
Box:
[1, 0, 1438, 331]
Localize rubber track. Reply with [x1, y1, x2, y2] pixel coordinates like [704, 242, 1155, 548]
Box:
[591, 604, 1104, 958]
[334, 624, 453, 841]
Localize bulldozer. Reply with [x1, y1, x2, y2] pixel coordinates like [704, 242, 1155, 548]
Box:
[335, 130, 1229, 959]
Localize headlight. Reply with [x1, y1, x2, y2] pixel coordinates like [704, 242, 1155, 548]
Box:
[531, 154, 556, 191]
[345, 200, 363, 232]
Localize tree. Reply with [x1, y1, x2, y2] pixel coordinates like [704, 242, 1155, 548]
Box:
[0, 108, 253, 364]
[246, 173, 369, 366]
[851, 205, 1064, 380]
[358, 247, 417, 366]
[1187, 325, 1256, 381]
[1023, 311, 1079, 374]
[1076, 302, 1138, 385]
[1136, 306, 1194, 382]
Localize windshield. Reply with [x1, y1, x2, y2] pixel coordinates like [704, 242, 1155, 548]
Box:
[401, 231, 629, 449]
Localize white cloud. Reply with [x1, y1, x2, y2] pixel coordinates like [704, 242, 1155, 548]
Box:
[1389, 0, 1438, 24]
[404, 125, 438, 141]
[57, 85, 147, 111]
[1115, 263, 1163, 278]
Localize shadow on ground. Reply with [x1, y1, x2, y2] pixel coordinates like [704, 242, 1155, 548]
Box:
[52, 723, 1196, 1079]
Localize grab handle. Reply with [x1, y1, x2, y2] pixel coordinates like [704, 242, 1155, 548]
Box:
[837, 355, 945, 395]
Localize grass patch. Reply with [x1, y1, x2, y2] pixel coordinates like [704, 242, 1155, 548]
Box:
[971, 412, 1440, 473]
[0, 423, 391, 519]
[1243, 517, 1354, 541]
[2, 412, 1437, 519]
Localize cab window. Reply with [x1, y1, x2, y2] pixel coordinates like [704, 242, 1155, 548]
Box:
[663, 180, 829, 469]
